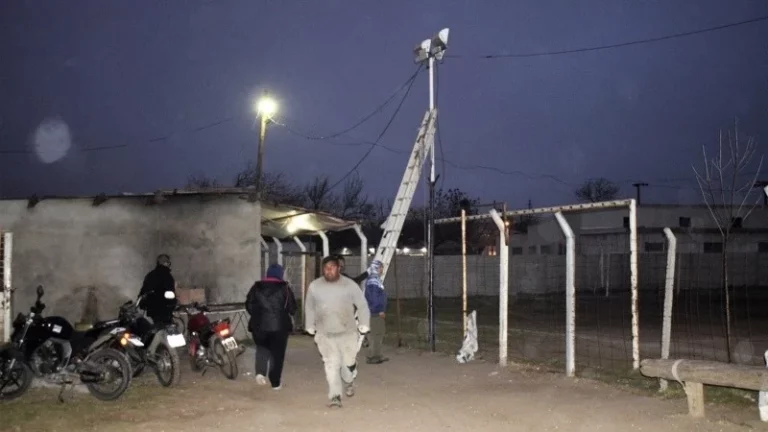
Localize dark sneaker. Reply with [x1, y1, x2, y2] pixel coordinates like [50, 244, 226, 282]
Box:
[366, 356, 389, 364]
[329, 395, 342, 408]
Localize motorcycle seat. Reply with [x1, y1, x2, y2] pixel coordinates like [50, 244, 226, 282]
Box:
[93, 319, 120, 330]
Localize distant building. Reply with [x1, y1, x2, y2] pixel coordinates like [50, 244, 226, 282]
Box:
[507, 204, 768, 256]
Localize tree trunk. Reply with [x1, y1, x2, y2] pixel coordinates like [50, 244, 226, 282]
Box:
[722, 240, 732, 363]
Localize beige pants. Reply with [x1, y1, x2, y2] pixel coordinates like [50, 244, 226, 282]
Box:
[368, 315, 386, 359]
[314, 331, 359, 399]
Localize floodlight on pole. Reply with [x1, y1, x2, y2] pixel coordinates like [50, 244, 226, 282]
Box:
[412, 27, 450, 353]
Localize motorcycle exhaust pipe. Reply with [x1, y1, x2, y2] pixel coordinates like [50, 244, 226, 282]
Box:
[78, 370, 104, 383]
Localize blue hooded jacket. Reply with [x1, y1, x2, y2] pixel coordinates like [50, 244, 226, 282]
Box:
[364, 260, 388, 315]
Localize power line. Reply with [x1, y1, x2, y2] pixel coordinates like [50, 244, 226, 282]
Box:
[448, 14, 768, 60]
[434, 62, 447, 191]
[276, 67, 424, 141]
[323, 63, 423, 194]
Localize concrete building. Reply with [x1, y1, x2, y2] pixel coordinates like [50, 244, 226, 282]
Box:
[0, 188, 357, 340]
[510, 204, 768, 256]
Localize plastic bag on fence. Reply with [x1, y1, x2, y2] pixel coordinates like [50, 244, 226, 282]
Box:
[456, 310, 478, 364]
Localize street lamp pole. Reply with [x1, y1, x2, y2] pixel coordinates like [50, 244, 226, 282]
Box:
[255, 114, 268, 194]
[254, 92, 278, 196]
[414, 28, 450, 352]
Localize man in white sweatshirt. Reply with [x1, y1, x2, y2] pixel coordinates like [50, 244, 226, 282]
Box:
[305, 255, 371, 408]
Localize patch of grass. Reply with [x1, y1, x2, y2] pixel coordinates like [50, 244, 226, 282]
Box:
[0, 380, 170, 431]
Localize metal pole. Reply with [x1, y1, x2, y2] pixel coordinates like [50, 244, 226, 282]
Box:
[255, 115, 268, 194]
[427, 55, 437, 352]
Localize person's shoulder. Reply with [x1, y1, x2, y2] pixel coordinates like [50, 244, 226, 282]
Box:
[343, 277, 362, 289]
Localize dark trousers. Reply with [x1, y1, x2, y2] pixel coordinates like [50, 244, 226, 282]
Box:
[253, 331, 290, 387]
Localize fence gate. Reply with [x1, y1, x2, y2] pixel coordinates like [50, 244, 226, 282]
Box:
[1, 232, 11, 343]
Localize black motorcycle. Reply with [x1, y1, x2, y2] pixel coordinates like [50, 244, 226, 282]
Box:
[106, 292, 183, 387]
[0, 285, 133, 402]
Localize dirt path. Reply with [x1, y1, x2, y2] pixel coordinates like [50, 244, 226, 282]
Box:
[2, 337, 764, 431]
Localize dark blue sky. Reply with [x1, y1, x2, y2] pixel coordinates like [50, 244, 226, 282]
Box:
[1, 0, 767, 208]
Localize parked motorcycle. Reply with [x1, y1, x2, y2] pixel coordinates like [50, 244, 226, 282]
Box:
[0, 285, 133, 402]
[179, 303, 238, 380]
[109, 291, 184, 387]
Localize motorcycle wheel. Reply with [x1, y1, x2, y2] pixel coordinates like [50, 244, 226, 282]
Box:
[0, 357, 33, 401]
[84, 348, 132, 401]
[210, 337, 238, 380]
[154, 343, 181, 387]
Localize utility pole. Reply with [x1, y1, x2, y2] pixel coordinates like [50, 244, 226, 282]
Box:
[415, 28, 450, 353]
[632, 182, 648, 205]
[753, 181, 768, 205]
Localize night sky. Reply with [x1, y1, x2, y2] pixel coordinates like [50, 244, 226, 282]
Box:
[1, 1, 767, 209]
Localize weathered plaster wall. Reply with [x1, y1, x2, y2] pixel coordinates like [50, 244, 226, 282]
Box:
[0, 194, 261, 324]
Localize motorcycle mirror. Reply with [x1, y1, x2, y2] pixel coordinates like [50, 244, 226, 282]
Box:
[164, 291, 176, 300]
[36, 285, 44, 297]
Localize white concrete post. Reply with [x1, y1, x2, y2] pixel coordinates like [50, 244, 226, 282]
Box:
[554, 212, 576, 378]
[2, 232, 12, 343]
[660, 227, 677, 392]
[629, 199, 640, 370]
[273, 238, 283, 267]
[760, 350, 768, 422]
[352, 224, 367, 275]
[316, 231, 330, 258]
[489, 209, 508, 367]
[293, 236, 308, 329]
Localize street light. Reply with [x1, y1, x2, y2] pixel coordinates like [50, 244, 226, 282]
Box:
[256, 95, 278, 119]
[253, 92, 278, 195]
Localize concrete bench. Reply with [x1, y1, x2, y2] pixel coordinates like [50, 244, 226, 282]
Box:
[640, 356, 768, 421]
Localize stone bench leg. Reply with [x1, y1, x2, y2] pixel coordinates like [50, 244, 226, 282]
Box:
[683, 381, 705, 418]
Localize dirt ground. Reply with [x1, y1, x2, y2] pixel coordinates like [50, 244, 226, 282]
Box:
[2, 336, 766, 432]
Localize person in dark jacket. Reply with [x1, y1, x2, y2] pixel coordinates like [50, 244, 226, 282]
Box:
[245, 263, 297, 390]
[337, 256, 368, 285]
[138, 254, 177, 326]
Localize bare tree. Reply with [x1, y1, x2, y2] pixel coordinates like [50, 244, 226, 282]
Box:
[303, 175, 339, 212]
[336, 172, 375, 220]
[692, 118, 763, 363]
[186, 173, 221, 189]
[574, 178, 620, 203]
[234, 164, 304, 206]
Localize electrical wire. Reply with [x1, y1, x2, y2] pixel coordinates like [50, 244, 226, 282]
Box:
[322, 63, 423, 194]
[275, 67, 424, 141]
[434, 63, 447, 192]
[448, 14, 768, 59]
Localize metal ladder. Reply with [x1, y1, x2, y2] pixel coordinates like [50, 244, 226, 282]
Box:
[373, 108, 437, 281]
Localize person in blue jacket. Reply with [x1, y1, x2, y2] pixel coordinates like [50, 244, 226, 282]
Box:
[363, 260, 389, 364]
